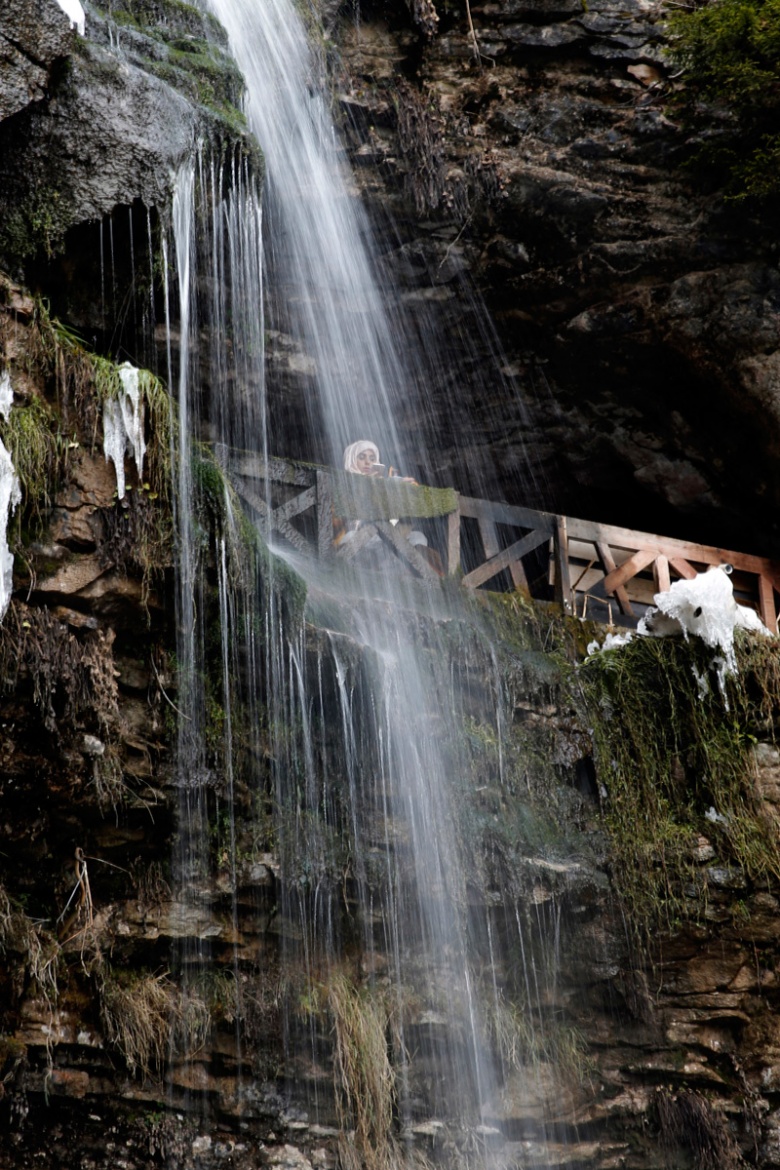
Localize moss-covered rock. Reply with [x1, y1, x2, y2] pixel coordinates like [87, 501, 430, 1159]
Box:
[0, 0, 261, 276]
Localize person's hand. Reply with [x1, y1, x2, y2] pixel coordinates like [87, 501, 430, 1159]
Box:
[398, 476, 417, 485]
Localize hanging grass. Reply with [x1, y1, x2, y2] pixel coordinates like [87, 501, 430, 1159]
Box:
[99, 968, 211, 1081]
[0, 394, 64, 530]
[328, 971, 396, 1167]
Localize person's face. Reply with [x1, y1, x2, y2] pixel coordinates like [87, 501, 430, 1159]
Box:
[356, 449, 378, 474]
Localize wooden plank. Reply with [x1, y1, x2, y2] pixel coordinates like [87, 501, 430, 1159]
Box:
[568, 515, 778, 579]
[447, 509, 461, 577]
[459, 495, 556, 533]
[316, 471, 334, 560]
[271, 486, 318, 525]
[464, 527, 550, 590]
[595, 540, 633, 617]
[758, 575, 777, 634]
[553, 516, 573, 613]
[603, 548, 658, 595]
[272, 518, 310, 553]
[373, 521, 440, 581]
[508, 557, 529, 592]
[479, 517, 500, 560]
[237, 482, 311, 553]
[584, 574, 658, 607]
[230, 453, 315, 487]
[479, 517, 528, 591]
[669, 556, 698, 581]
[234, 479, 268, 516]
[654, 554, 671, 594]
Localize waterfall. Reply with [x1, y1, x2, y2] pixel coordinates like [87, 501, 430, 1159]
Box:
[192, 0, 505, 1134]
[203, 0, 407, 466]
[148, 0, 572, 1158]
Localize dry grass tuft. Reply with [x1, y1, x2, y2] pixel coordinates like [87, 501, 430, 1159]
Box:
[100, 970, 210, 1081]
[0, 887, 60, 1005]
[656, 1088, 744, 1170]
[328, 971, 396, 1170]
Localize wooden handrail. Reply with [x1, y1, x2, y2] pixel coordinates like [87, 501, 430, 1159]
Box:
[226, 452, 780, 632]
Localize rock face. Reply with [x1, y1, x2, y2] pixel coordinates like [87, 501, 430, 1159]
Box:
[0, 0, 76, 122]
[1, 269, 780, 1170]
[334, 0, 780, 555]
[0, 0, 253, 360]
[4, 4, 780, 1170]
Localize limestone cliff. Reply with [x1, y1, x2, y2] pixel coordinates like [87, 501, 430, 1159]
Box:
[334, 0, 780, 556]
[2, 3, 780, 1170]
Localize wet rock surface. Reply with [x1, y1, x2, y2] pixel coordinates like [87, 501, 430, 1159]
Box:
[335, 0, 780, 556]
[2, 5, 780, 1170]
[0, 0, 75, 122]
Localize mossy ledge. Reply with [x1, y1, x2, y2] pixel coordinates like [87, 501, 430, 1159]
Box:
[576, 626, 780, 955]
[87, 0, 262, 165]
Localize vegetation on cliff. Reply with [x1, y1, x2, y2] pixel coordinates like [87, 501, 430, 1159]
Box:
[667, 0, 780, 200]
[579, 628, 780, 952]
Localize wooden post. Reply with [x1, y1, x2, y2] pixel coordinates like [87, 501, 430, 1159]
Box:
[758, 575, 777, 634]
[447, 506, 461, 577]
[653, 554, 671, 594]
[316, 471, 333, 561]
[554, 516, 573, 613]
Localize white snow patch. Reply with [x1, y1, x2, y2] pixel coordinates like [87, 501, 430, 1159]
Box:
[54, 0, 86, 35]
[586, 630, 634, 657]
[0, 439, 21, 622]
[638, 565, 770, 682]
[103, 363, 146, 499]
[0, 370, 13, 420]
[583, 566, 773, 698]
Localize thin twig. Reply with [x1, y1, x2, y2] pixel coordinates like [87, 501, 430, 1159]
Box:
[150, 655, 191, 721]
[465, 0, 483, 68]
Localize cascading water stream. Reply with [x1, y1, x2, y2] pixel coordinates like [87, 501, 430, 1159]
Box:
[148, 0, 570, 1159]
[182, 0, 521, 1150]
[203, 0, 410, 464]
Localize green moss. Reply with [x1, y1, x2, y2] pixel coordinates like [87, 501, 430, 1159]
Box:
[95, 0, 252, 147]
[666, 0, 780, 200]
[331, 470, 458, 521]
[0, 186, 67, 265]
[0, 395, 63, 526]
[192, 444, 308, 629]
[22, 300, 174, 597]
[577, 631, 780, 954]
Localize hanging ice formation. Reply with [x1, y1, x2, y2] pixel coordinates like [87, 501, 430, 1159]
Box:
[102, 362, 146, 500]
[54, 0, 86, 35]
[588, 566, 772, 695]
[0, 370, 21, 621]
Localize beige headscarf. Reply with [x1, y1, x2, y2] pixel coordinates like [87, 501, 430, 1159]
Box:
[343, 440, 380, 474]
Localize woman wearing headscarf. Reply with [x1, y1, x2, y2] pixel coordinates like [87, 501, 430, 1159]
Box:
[343, 440, 381, 477]
[335, 442, 441, 572]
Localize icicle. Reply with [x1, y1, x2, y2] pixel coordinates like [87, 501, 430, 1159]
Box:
[102, 362, 146, 499]
[55, 0, 86, 35]
[0, 438, 21, 622]
[0, 370, 13, 420]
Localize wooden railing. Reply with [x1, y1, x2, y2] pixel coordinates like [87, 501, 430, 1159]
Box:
[226, 452, 780, 633]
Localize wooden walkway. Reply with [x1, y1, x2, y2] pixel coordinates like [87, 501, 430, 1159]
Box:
[227, 452, 780, 634]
